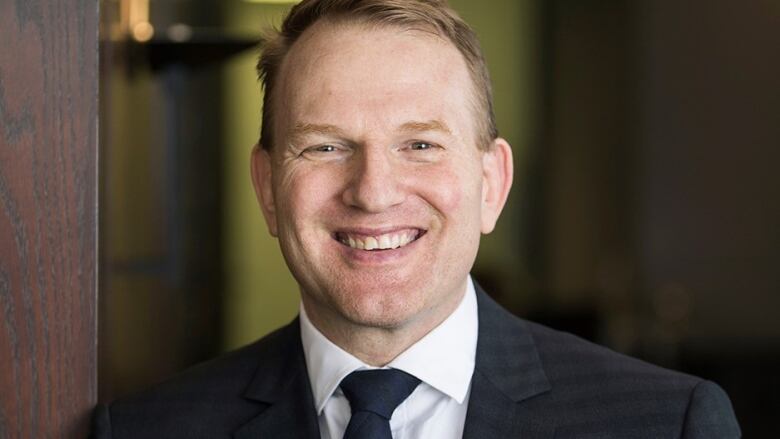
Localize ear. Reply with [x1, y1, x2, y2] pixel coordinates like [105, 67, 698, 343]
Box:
[250, 143, 279, 237]
[480, 137, 513, 234]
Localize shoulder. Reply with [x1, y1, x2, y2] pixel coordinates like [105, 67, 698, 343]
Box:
[525, 320, 740, 437]
[91, 322, 299, 439]
[120, 321, 295, 403]
[474, 288, 739, 437]
[527, 319, 698, 387]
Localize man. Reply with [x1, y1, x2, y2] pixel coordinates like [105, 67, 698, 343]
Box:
[92, 0, 741, 437]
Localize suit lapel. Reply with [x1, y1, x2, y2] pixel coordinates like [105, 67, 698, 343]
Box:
[463, 286, 554, 439]
[230, 287, 554, 438]
[233, 320, 320, 439]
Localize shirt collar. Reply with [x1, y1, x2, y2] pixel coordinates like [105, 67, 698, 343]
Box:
[299, 276, 479, 414]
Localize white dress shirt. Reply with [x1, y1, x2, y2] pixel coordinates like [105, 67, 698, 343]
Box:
[299, 277, 479, 439]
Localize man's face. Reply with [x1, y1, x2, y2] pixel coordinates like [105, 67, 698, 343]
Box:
[252, 21, 511, 333]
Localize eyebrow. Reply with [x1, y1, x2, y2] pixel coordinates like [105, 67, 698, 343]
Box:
[288, 119, 452, 142]
[397, 119, 453, 135]
[289, 123, 345, 141]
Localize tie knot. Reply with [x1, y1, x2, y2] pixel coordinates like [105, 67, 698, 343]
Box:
[340, 369, 421, 420]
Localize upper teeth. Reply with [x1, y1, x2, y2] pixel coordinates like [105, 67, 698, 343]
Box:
[340, 231, 419, 250]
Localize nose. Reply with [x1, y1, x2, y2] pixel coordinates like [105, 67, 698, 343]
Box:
[342, 146, 405, 213]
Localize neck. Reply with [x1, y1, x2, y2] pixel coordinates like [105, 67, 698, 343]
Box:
[302, 285, 466, 366]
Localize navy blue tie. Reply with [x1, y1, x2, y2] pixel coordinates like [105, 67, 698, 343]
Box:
[340, 369, 421, 439]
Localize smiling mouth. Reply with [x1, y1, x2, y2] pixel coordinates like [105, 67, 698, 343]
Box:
[335, 229, 425, 251]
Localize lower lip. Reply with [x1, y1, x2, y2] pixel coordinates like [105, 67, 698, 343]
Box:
[335, 234, 423, 264]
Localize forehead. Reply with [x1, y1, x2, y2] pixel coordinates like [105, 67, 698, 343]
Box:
[273, 20, 478, 141]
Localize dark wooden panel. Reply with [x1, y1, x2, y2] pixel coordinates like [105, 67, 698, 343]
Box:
[0, 0, 99, 438]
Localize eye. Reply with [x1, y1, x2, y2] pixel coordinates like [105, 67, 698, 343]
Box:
[301, 144, 339, 155]
[410, 141, 435, 151]
[313, 144, 337, 152]
[299, 143, 350, 160]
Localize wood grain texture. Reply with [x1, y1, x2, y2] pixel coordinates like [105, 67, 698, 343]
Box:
[0, 0, 99, 438]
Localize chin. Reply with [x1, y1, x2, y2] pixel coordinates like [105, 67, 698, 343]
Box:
[342, 307, 418, 330]
[335, 285, 423, 329]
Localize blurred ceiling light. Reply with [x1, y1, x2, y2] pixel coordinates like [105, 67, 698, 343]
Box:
[118, 0, 154, 42]
[132, 21, 154, 42]
[167, 24, 193, 43]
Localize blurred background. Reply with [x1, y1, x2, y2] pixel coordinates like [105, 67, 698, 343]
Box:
[98, 0, 779, 435]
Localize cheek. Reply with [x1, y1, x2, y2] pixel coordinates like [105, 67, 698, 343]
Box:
[275, 166, 342, 226]
[411, 161, 480, 219]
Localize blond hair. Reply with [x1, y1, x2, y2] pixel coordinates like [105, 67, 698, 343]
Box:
[257, 0, 498, 150]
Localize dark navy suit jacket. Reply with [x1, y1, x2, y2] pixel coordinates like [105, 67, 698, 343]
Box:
[92, 287, 741, 438]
